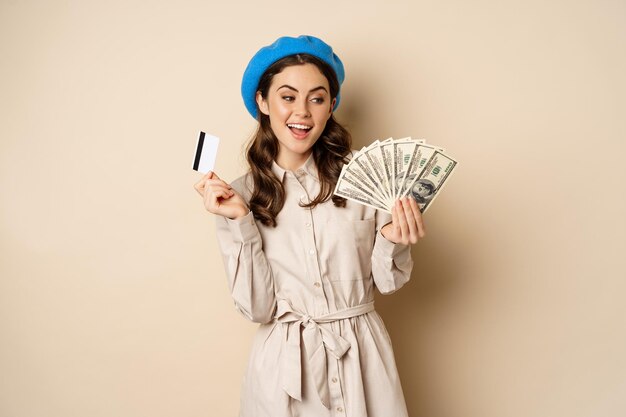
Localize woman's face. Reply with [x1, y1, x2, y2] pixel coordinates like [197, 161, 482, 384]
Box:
[256, 63, 336, 170]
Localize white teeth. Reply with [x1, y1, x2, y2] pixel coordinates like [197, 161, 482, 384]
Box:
[287, 123, 312, 130]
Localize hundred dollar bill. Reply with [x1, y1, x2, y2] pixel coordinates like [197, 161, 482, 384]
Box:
[342, 168, 389, 208]
[400, 150, 458, 213]
[345, 149, 389, 205]
[396, 143, 443, 199]
[393, 139, 417, 199]
[334, 165, 390, 212]
[390, 137, 423, 200]
[335, 164, 388, 208]
[379, 138, 395, 204]
[360, 141, 393, 203]
[347, 145, 393, 206]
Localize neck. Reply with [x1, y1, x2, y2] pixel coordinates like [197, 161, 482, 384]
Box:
[275, 150, 312, 171]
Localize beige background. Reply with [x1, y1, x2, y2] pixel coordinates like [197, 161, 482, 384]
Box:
[1, 0, 625, 416]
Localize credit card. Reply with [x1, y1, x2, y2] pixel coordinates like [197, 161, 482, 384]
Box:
[192, 131, 219, 174]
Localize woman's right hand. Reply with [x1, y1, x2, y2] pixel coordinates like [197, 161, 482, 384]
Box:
[193, 171, 249, 220]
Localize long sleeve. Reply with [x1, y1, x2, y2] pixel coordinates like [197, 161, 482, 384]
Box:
[215, 210, 277, 323]
[370, 210, 414, 294]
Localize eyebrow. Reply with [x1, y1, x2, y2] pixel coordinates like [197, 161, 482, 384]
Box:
[276, 84, 328, 94]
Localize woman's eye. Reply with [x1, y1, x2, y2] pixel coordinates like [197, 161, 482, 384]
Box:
[311, 97, 324, 104]
[282, 96, 294, 102]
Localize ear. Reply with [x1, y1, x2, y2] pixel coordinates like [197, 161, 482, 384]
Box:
[256, 91, 270, 116]
[327, 97, 336, 118]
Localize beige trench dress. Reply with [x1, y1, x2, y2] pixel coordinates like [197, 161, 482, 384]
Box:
[215, 153, 413, 417]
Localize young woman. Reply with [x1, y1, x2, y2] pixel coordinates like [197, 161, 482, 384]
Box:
[194, 35, 425, 417]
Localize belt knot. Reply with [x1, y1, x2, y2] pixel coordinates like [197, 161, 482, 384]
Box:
[300, 314, 313, 326]
[273, 299, 375, 409]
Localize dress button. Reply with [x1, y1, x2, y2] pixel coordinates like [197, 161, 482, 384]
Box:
[332, 377, 338, 383]
[305, 222, 311, 227]
[314, 282, 321, 288]
[309, 249, 315, 255]
[337, 407, 343, 412]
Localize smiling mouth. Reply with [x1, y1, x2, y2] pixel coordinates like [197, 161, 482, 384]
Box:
[287, 123, 312, 130]
[287, 123, 313, 138]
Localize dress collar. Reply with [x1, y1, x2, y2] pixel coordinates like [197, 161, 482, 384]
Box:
[270, 153, 319, 182]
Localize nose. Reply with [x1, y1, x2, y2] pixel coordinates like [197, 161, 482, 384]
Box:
[295, 99, 311, 118]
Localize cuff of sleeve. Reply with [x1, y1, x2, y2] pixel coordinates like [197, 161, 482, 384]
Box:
[225, 210, 258, 242]
[373, 228, 409, 259]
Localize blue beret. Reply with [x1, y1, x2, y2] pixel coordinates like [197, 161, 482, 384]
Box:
[241, 35, 345, 119]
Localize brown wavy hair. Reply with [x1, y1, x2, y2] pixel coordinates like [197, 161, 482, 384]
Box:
[245, 54, 352, 227]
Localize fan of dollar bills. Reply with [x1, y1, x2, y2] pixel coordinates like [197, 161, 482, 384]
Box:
[333, 137, 458, 213]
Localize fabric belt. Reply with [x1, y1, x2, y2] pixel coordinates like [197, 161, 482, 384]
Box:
[274, 299, 375, 409]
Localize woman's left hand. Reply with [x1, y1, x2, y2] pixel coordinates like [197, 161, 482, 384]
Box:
[380, 197, 426, 245]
